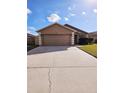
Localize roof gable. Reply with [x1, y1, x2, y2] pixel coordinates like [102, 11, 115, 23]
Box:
[37, 23, 77, 33]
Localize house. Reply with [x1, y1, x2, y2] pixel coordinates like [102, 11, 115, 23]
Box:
[37, 23, 97, 46]
[88, 31, 97, 43]
[64, 24, 89, 45]
[27, 33, 35, 45]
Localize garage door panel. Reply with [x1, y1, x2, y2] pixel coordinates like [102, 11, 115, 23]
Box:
[42, 35, 71, 46]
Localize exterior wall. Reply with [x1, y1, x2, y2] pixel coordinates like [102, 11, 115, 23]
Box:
[35, 35, 39, 45]
[40, 24, 72, 35]
[79, 33, 89, 38]
[38, 32, 42, 46]
[71, 32, 74, 45]
[89, 34, 97, 39]
[89, 32, 97, 43]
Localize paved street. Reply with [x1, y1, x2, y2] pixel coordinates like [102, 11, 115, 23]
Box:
[27, 46, 97, 93]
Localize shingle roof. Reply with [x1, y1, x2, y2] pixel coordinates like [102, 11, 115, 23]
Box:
[64, 24, 88, 34]
[37, 23, 78, 33]
[89, 31, 97, 35]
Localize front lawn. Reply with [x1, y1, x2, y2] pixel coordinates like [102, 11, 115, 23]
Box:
[79, 44, 97, 57]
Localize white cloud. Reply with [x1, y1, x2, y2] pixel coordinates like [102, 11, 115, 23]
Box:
[33, 33, 38, 36]
[64, 17, 69, 21]
[27, 26, 38, 36]
[82, 11, 86, 15]
[27, 26, 36, 35]
[27, 30, 38, 36]
[27, 30, 32, 34]
[27, 8, 32, 14]
[68, 7, 72, 10]
[93, 9, 97, 13]
[47, 13, 61, 22]
[69, 13, 76, 16]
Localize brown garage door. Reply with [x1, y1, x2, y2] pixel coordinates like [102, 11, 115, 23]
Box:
[42, 35, 71, 46]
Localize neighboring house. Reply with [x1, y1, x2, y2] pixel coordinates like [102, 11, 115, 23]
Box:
[37, 23, 97, 46]
[27, 33, 35, 45]
[88, 31, 97, 43]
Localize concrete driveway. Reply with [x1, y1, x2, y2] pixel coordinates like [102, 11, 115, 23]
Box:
[27, 46, 97, 93]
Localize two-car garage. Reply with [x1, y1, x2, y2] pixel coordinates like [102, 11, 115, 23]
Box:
[42, 35, 71, 46]
[38, 23, 75, 46]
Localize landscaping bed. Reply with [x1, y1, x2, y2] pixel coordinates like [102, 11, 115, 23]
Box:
[27, 45, 39, 51]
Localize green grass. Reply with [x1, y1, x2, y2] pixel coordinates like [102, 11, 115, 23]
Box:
[79, 44, 97, 57]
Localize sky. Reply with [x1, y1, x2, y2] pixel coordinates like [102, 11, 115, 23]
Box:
[27, 0, 97, 35]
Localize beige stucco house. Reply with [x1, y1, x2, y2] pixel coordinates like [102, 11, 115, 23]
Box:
[37, 23, 96, 46]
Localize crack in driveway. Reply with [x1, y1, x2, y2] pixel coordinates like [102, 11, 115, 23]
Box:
[48, 68, 52, 93]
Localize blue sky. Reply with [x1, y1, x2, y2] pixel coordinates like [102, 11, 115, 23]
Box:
[27, 0, 97, 35]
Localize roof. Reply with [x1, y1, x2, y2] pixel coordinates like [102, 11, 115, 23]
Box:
[64, 24, 88, 34]
[89, 31, 97, 35]
[37, 23, 78, 33]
